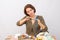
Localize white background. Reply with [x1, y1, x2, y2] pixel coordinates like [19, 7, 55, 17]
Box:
[0, 0, 60, 40]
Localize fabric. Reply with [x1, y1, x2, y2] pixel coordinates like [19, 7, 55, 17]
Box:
[17, 15, 48, 36]
[36, 32, 55, 40]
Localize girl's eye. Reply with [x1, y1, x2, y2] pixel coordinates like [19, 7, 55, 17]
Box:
[30, 9, 32, 11]
[27, 11, 29, 13]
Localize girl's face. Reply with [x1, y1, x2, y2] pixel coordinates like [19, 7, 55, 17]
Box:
[26, 8, 35, 17]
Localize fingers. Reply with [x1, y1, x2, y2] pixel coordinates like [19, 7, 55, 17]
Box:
[25, 16, 31, 21]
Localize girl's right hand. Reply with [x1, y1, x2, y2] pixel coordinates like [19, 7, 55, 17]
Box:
[25, 16, 31, 21]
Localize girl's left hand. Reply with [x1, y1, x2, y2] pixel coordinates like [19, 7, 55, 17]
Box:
[37, 19, 45, 30]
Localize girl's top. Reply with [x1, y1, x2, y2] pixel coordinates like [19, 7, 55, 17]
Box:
[17, 15, 48, 36]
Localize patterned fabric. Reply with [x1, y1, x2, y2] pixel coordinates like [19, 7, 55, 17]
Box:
[36, 32, 54, 40]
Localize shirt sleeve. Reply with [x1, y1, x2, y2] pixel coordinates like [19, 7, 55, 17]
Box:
[17, 16, 27, 26]
[37, 15, 48, 32]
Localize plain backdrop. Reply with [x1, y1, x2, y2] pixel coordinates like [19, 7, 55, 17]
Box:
[0, 0, 60, 40]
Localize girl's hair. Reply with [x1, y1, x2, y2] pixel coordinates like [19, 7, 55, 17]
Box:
[24, 4, 36, 16]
